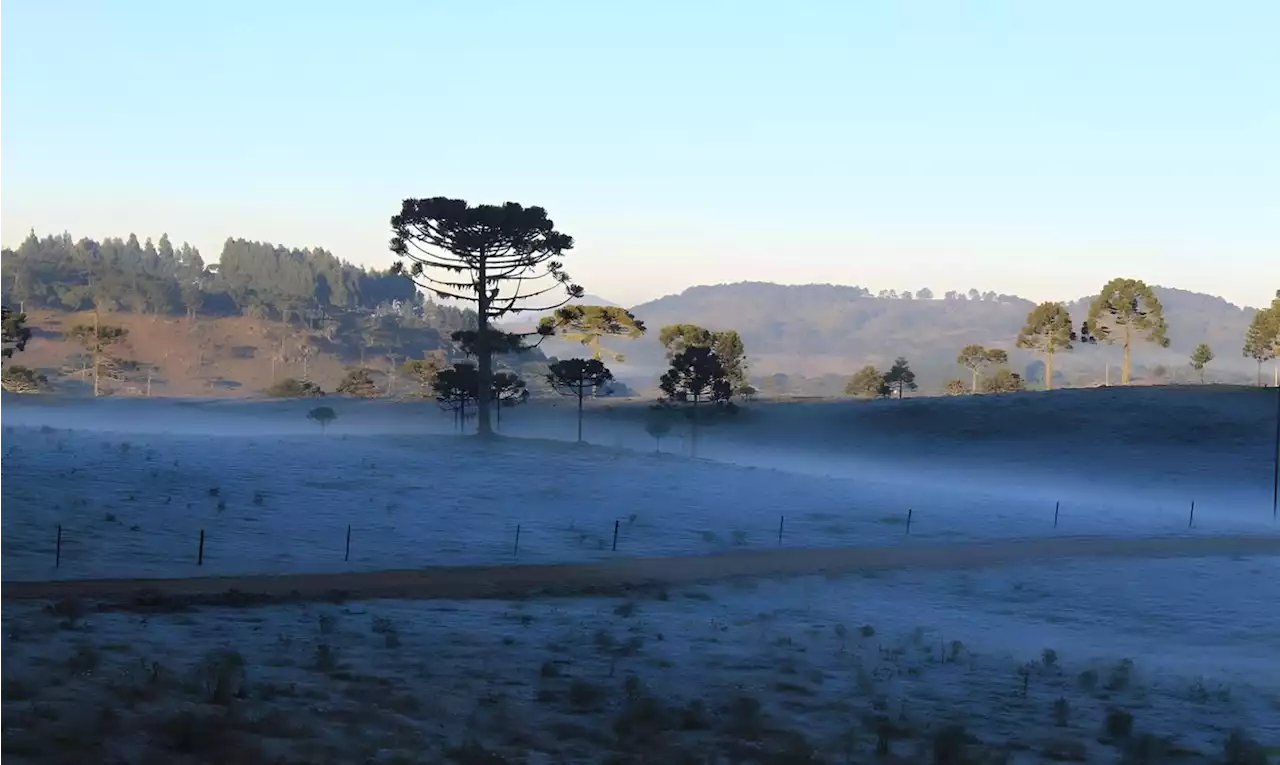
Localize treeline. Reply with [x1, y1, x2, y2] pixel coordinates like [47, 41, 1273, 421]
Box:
[0, 230, 476, 332]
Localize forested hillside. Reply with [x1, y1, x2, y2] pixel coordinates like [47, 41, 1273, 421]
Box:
[0, 231, 554, 397]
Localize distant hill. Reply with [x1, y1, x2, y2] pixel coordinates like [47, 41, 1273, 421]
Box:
[583, 282, 1263, 392]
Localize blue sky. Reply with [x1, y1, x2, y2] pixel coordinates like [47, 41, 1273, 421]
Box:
[3, 1, 1277, 308]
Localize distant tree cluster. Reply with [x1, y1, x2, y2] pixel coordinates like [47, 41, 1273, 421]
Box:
[844, 358, 916, 399]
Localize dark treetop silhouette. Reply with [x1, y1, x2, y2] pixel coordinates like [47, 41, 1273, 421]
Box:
[390, 198, 582, 436]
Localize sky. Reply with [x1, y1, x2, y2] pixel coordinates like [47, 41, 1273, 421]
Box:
[2, 1, 1277, 309]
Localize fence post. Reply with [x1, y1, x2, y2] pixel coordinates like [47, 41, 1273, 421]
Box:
[778, 515, 785, 546]
[1188, 501, 1195, 529]
[56, 524, 62, 568]
[905, 508, 913, 535]
[1053, 500, 1060, 529]
[514, 524, 522, 556]
[345, 524, 352, 562]
[198, 529, 205, 566]
[612, 519, 620, 551]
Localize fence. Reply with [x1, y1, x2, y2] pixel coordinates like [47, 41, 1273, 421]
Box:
[16, 495, 1270, 584]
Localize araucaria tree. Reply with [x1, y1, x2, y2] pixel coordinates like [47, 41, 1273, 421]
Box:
[956, 344, 1009, 393]
[547, 358, 615, 442]
[1015, 302, 1076, 390]
[1085, 278, 1169, 385]
[1189, 343, 1214, 384]
[883, 357, 917, 400]
[541, 306, 646, 362]
[1242, 302, 1279, 387]
[658, 324, 749, 397]
[390, 197, 581, 436]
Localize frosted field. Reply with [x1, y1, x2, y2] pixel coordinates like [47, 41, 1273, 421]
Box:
[2, 390, 1278, 762]
[2, 391, 1278, 582]
[3, 557, 1278, 763]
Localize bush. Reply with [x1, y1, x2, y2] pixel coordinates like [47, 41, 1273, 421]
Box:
[982, 368, 1026, 393]
[265, 377, 324, 398]
[335, 367, 380, 397]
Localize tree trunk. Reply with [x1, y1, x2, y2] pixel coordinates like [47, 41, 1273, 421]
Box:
[1121, 327, 1132, 386]
[475, 263, 494, 437]
[576, 384, 584, 443]
[1045, 351, 1054, 391]
[1259, 360, 1264, 388]
[970, 368, 978, 394]
[92, 304, 101, 399]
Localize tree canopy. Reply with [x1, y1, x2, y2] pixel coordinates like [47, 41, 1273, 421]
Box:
[1086, 278, 1170, 385]
[1189, 343, 1215, 384]
[658, 323, 749, 396]
[956, 344, 1009, 394]
[540, 305, 645, 362]
[1015, 302, 1076, 390]
[1242, 295, 1279, 386]
[2, 307, 31, 358]
[883, 357, 917, 399]
[659, 345, 731, 406]
[845, 365, 886, 398]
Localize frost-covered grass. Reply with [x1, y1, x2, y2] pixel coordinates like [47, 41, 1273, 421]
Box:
[4, 556, 1278, 764]
[3, 419, 1275, 582]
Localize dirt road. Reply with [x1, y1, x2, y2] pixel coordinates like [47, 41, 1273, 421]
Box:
[4, 534, 1278, 607]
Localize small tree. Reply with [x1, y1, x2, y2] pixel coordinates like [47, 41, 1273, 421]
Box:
[1189, 343, 1214, 384]
[1242, 305, 1279, 387]
[845, 365, 884, 398]
[266, 377, 324, 398]
[957, 344, 1009, 393]
[1086, 278, 1170, 385]
[69, 321, 129, 397]
[883, 357, 917, 400]
[982, 368, 1026, 393]
[432, 362, 481, 431]
[390, 197, 582, 437]
[546, 358, 614, 442]
[942, 378, 968, 396]
[307, 406, 337, 434]
[540, 305, 646, 362]
[336, 367, 381, 397]
[1015, 302, 1076, 390]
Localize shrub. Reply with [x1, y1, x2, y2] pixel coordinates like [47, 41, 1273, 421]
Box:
[265, 377, 324, 398]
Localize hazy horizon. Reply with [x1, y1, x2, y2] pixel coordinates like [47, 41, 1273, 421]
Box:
[4, 2, 1277, 309]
